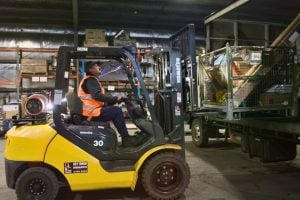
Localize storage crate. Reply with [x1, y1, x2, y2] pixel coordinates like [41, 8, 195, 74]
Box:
[198, 45, 297, 119]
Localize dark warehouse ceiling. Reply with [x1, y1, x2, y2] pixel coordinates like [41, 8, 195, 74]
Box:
[0, 0, 298, 32]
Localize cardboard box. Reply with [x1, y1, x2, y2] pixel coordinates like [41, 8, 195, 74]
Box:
[22, 78, 55, 88]
[22, 65, 47, 73]
[35, 65, 47, 73]
[4, 111, 18, 120]
[21, 59, 47, 73]
[21, 65, 35, 73]
[232, 61, 252, 76]
[21, 58, 47, 66]
[3, 105, 19, 120]
[205, 67, 227, 89]
[85, 29, 106, 41]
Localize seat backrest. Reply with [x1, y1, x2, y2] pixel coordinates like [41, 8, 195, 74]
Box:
[66, 92, 83, 125]
[66, 92, 82, 115]
[65, 92, 110, 127]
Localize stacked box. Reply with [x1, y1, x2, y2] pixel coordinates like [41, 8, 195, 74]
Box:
[85, 29, 106, 41]
[21, 58, 47, 74]
[84, 29, 107, 47]
[22, 78, 55, 89]
[2, 105, 19, 120]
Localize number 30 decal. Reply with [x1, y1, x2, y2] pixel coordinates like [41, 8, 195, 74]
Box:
[93, 140, 104, 147]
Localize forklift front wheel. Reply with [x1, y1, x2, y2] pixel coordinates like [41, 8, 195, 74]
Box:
[15, 167, 59, 200]
[191, 118, 209, 147]
[141, 152, 190, 200]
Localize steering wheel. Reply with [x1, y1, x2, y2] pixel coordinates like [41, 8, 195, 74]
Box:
[124, 94, 147, 120]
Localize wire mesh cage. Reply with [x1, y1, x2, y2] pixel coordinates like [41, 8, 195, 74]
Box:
[198, 45, 297, 118]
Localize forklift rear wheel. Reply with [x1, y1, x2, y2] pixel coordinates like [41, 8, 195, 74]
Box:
[15, 167, 59, 200]
[191, 118, 209, 147]
[141, 152, 190, 200]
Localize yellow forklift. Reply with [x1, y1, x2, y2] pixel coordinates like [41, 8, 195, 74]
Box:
[4, 46, 190, 200]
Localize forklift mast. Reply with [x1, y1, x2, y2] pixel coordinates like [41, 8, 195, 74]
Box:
[170, 24, 198, 112]
[153, 48, 184, 146]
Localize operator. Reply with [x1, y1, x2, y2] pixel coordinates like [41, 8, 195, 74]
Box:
[78, 61, 138, 147]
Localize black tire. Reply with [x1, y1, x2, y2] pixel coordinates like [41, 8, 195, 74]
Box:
[15, 167, 59, 200]
[191, 118, 209, 147]
[141, 152, 190, 200]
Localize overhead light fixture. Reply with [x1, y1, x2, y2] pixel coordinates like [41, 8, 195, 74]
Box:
[204, 0, 249, 24]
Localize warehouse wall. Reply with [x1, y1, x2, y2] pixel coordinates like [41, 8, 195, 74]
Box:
[0, 26, 194, 105]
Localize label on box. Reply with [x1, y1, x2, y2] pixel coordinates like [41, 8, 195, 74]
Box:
[251, 52, 261, 61]
[32, 76, 39, 82]
[39, 76, 48, 82]
[107, 85, 115, 91]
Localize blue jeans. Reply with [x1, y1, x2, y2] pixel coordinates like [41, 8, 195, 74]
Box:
[95, 106, 129, 138]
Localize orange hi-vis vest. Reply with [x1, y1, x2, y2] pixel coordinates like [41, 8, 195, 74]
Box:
[78, 76, 105, 120]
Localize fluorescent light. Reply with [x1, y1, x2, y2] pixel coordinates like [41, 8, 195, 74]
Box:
[204, 0, 249, 24]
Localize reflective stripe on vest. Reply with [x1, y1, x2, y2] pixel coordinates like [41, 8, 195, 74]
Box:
[78, 76, 105, 119]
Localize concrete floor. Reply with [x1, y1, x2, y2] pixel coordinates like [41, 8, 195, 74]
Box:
[1, 136, 300, 200]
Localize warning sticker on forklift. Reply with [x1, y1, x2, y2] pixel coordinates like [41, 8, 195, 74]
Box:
[53, 90, 63, 105]
[176, 58, 181, 83]
[177, 92, 182, 103]
[64, 162, 88, 174]
[175, 105, 181, 116]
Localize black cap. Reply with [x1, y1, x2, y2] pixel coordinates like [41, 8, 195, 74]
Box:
[85, 61, 99, 74]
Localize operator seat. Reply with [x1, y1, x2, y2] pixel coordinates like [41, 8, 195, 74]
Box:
[66, 92, 83, 125]
[65, 92, 109, 127]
